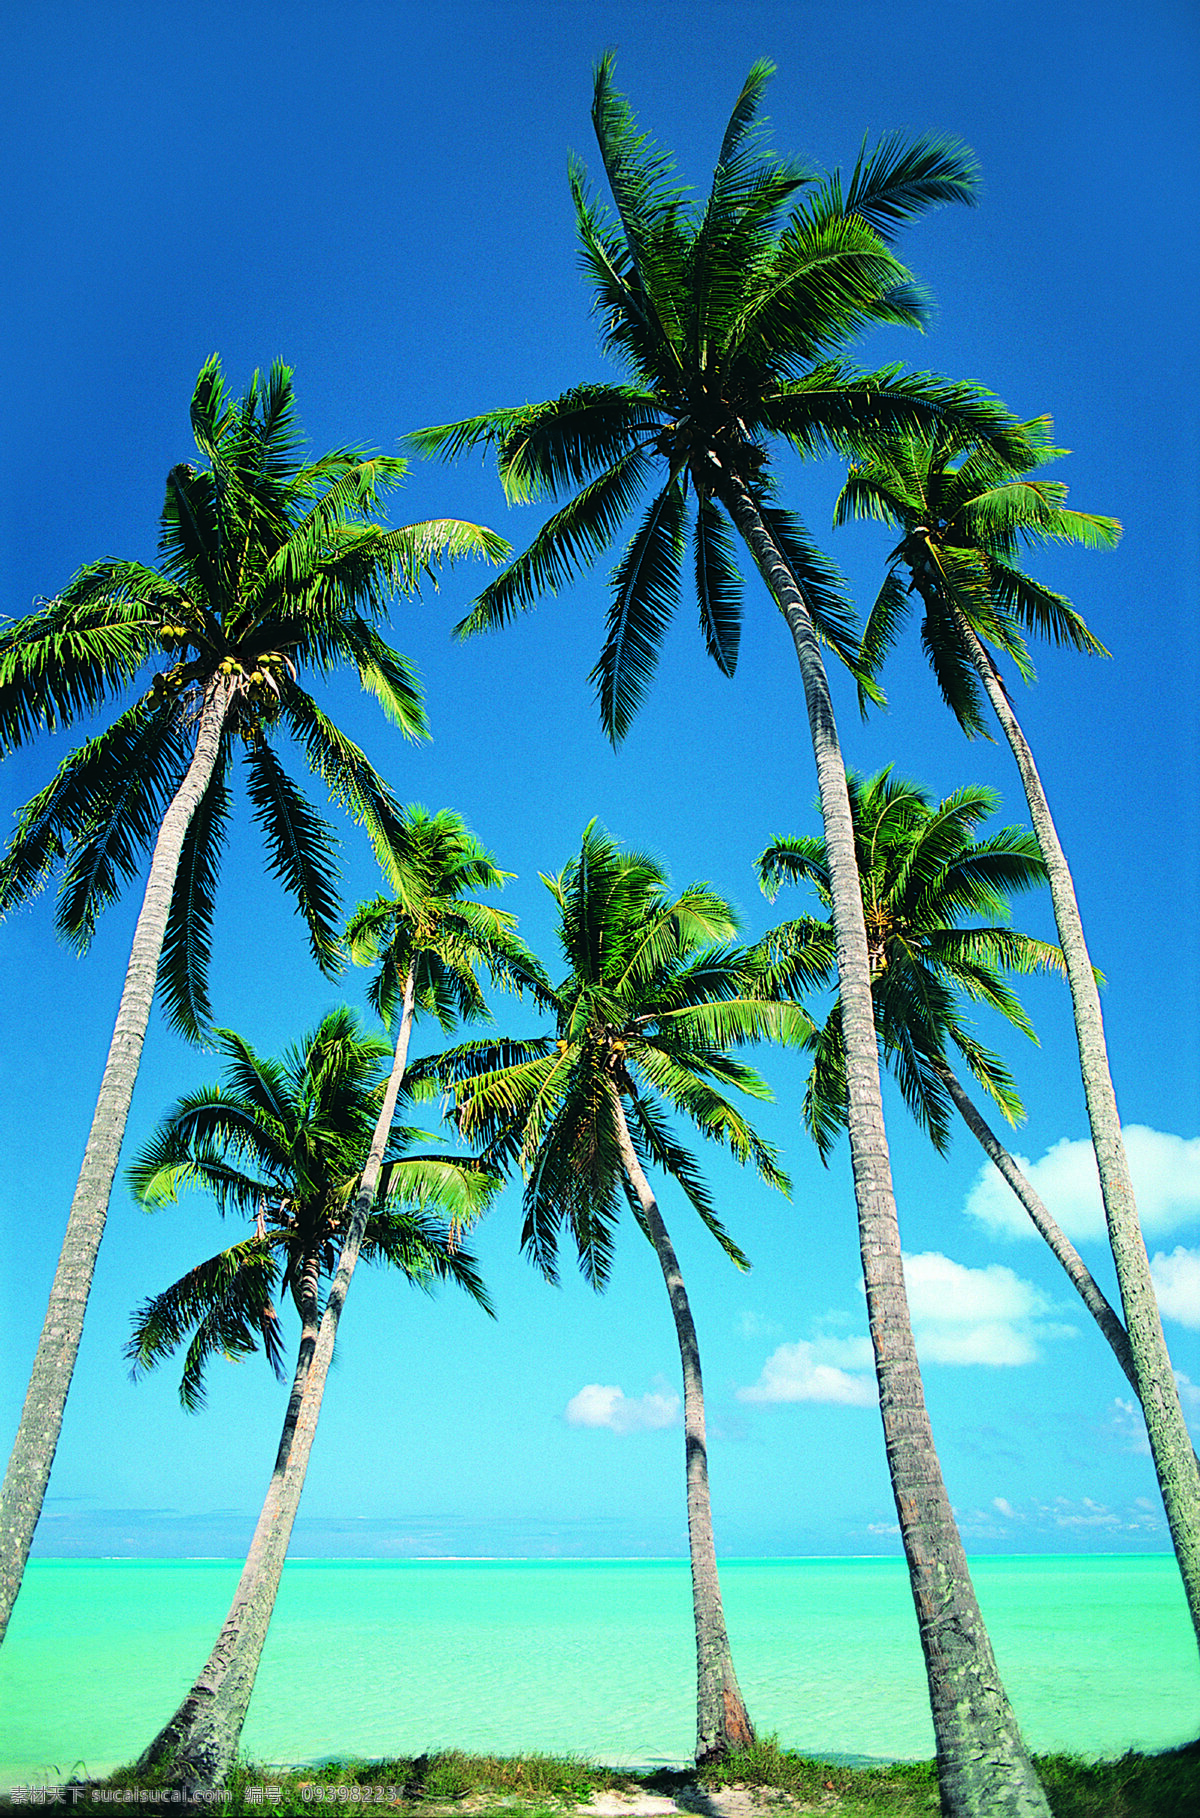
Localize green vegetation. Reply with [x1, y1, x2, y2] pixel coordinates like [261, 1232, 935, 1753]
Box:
[0, 359, 506, 1646]
[10, 1739, 1195, 1816]
[409, 60, 1066, 1810]
[0, 49, 1189, 1818]
[432, 822, 803, 1759]
[838, 416, 1200, 1644]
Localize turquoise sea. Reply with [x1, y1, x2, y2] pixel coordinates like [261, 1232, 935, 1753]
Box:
[1, 1556, 1197, 1788]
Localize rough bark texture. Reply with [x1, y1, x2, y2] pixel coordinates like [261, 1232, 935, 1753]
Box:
[134, 1250, 323, 1776]
[610, 1091, 753, 1765]
[939, 1066, 1137, 1389]
[953, 609, 1200, 1649]
[0, 676, 233, 1647]
[134, 969, 420, 1787]
[720, 474, 1049, 1818]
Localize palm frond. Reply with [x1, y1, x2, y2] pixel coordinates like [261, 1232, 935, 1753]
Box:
[455, 445, 658, 638]
[592, 477, 688, 741]
[242, 741, 343, 975]
[0, 696, 184, 921]
[693, 498, 742, 676]
[814, 132, 979, 244]
[159, 752, 233, 1043]
[125, 1240, 284, 1412]
[625, 1088, 751, 1268]
[856, 567, 913, 715]
[51, 706, 196, 951]
[0, 588, 168, 750]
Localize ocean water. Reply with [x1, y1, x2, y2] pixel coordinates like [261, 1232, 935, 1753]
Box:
[1, 1556, 1196, 1788]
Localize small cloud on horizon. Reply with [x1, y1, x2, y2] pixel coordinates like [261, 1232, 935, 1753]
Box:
[564, 1380, 680, 1434]
[958, 1493, 1164, 1541]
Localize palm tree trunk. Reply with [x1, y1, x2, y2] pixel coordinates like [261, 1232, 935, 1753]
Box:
[952, 608, 1200, 1647]
[609, 1089, 753, 1765]
[135, 967, 420, 1786]
[0, 675, 233, 1647]
[938, 1065, 1136, 1387]
[133, 1249, 323, 1777]
[719, 472, 1049, 1818]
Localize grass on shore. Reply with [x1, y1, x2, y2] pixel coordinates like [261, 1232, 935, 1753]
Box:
[4, 1736, 1196, 1816]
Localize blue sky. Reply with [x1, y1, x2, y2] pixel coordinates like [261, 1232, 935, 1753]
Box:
[1, 0, 1198, 1568]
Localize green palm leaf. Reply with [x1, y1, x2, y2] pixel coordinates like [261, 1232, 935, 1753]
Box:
[693, 499, 742, 677]
[764, 767, 1063, 1155]
[243, 741, 342, 975]
[159, 753, 233, 1042]
[593, 477, 688, 741]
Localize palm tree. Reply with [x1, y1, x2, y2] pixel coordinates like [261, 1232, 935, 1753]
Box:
[126, 1010, 494, 1786]
[134, 808, 542, 1785]
[756, 768, 1141, 1390]
[0, 359, 505, 1644]
[410, 61, 1048, 1813]
[434, 822, 811, 1762]
[837, 425, 1200, 1646]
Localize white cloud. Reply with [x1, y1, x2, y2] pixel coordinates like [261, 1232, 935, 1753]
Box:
[960, 1493, 1163, 1539]
[737, 1335, 877, 1406]
[1150, 1246, 1200, 1329]
[1174, 1372, 1200, 1412]
[965, 1127, 1200, 1242]
[740, 1253, 1065, 1399]
[564, 1382, 680, 1434]
[1106, 1396, 1151, 1454]
[902, 1251, 1054, 1366]
[736, 1310, 783, 1340]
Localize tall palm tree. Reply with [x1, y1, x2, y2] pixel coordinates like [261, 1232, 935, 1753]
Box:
[134, 808, 542, 1785]
[410, 62, 1048, 1814]
[433, 822, 807, 1763]
[0, 359, 505, 1644]
[837, 425, 1200, 1645]
[756, 768, 1141, 1390]
[125, 1010, 494, 1786]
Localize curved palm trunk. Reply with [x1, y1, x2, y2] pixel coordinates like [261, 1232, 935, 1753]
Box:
[952, 610, 1200, 1646]
[0, 675, 232, 1647]
[610, 1090, 753, 1764]
[132, 967, 419, 1786]
[942, 1068, 1200, 1477]
[134, 1248, 324, 1776]
[939, 1066, 1136, 1386]
[720, 473, 1049, 1818]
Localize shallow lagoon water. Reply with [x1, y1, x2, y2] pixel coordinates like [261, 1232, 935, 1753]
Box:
[2, 1555, 1196, 1787]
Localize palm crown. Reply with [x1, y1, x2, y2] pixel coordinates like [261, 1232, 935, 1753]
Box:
[344, 804, 551, 1036]
[757, 768, 1064, 1155]
[836, 416, 1120, 733]
[0, 356, 506, 1037]
[433, 822, 804, 1288]
[126, 1007, 494, 1410]
[409, 57, 1028, 742]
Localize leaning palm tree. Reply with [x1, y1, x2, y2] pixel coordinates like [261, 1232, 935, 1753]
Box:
[756, 768, 1141, 1390]
[837, 425, 1200, 1646]
[134, 809, 542, 1786]
[434, 823, 808, 1763]
[126, 1011, 494, 1786]
[410, 61, 1048, 1814]
[0, 358, 505, 1643]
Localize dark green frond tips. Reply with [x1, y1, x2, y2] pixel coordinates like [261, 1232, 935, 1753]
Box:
[127, 1008, 496, 1408]
[405, 63, 1013, 745]
[759, 767, 1059, 1153]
